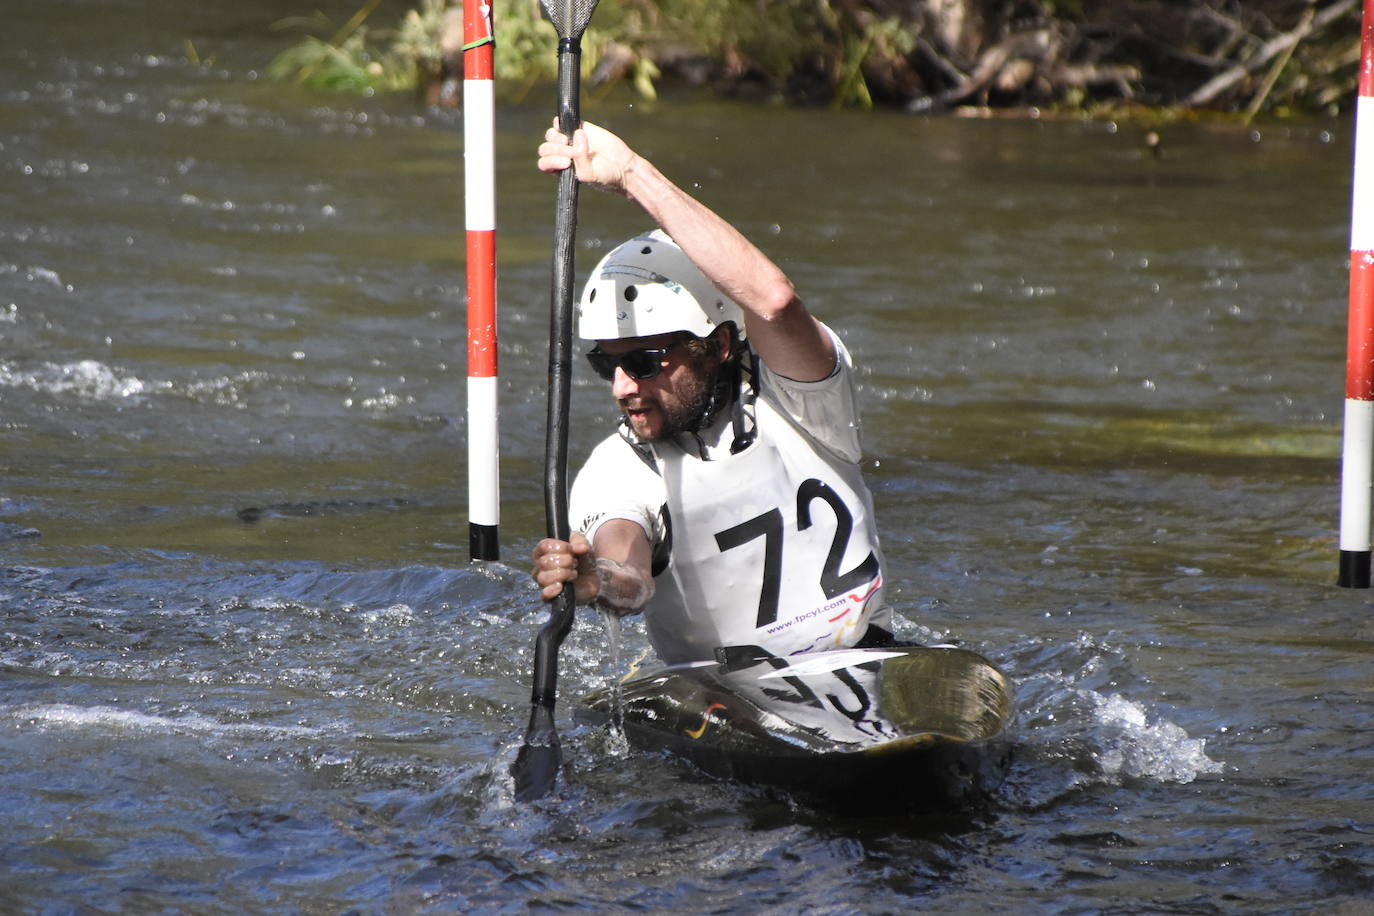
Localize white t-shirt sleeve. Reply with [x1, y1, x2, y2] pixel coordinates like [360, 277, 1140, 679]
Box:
[756, 323, 865, 464]
[569, 433, 666, 546]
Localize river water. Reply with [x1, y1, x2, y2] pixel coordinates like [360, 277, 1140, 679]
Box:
[2, 1, 1371, 912]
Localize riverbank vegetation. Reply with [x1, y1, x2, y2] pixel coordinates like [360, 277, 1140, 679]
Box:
[268, 0, 1367, 119]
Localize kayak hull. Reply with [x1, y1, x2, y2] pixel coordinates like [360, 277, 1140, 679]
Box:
[579, 645, 1014, 810]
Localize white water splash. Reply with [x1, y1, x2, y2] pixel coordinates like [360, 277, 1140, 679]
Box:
[0, 359, 150, 401]
[599, 609, 629, 757]
[7, 703, 325, 741]
[353, 603, 418, 643]
[181, 369, 274, 407]
[24, 264, 70, 289]
[0, 360, 286, 409]
[1092, 693, 1223, 784]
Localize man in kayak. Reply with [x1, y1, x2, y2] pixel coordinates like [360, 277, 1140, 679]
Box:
[530, 121, 894, 665]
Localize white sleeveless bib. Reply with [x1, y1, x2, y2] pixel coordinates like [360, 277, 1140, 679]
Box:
[646, 396, 888, 663]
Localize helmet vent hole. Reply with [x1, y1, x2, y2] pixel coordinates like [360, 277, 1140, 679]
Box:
[624, 286, 638, 302]
[588, 289, 597, 302]
[640, 246, 652, 255]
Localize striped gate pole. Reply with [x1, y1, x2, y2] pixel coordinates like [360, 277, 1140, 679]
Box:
[465, 0, 500, 561]
[1339, 0, 1374, 587]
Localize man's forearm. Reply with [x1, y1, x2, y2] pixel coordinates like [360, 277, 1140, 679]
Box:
[617, 153, 797, 324]
[592, 556, 655, 615]
[616, 151, 835, 382]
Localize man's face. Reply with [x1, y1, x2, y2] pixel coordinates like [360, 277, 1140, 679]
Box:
[597, 331, 723, 441]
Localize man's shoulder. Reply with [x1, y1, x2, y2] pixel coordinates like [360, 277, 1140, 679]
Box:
[577, 428, 661, 481]
[752, 325, 864, 463]
[754, 323, 854, 388]
[571, 428, 665, 542]
[584, 427, 648, 463]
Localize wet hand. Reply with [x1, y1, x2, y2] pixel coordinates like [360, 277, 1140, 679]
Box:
[531, 532, 597, 604]
[536, 121, 638, 195]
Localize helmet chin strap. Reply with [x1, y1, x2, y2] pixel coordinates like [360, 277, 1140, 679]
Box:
[685, 323, 746, 436]
[727, 348, 759, 454]
[687, 354, 737, 433]
[687, 338, 758, 456]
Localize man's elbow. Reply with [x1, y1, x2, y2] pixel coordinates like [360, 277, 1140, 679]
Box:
[750, 283, 804, 325]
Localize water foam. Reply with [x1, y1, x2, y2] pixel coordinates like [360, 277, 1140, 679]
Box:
[7, 703, 325, 741]
[0, 359, 151, 401]
[1092, 692, 1224, 783]
[0, 359, 284, 409]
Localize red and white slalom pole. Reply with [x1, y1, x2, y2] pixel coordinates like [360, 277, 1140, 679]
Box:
[1339, 0, 1374, 587]
[465, 0, 500, 562]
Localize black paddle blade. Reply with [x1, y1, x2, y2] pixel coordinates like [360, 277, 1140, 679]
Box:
[512, 703, 562, 802]
[539, 0, 600, 38]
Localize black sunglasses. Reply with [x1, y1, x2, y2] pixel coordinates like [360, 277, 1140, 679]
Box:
[585, 339, 687, 381]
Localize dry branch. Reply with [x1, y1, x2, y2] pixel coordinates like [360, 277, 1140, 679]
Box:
[1184, 0, 1360, 107]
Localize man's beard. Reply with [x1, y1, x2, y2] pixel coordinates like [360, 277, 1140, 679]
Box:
[655, 366, 717, 439]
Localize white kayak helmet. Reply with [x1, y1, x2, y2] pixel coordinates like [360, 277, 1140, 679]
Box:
[577, 229, 744, 341]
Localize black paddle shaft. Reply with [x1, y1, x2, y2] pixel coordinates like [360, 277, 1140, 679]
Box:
[545, 38, 582, 550]
[532, 37, 583, 714]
